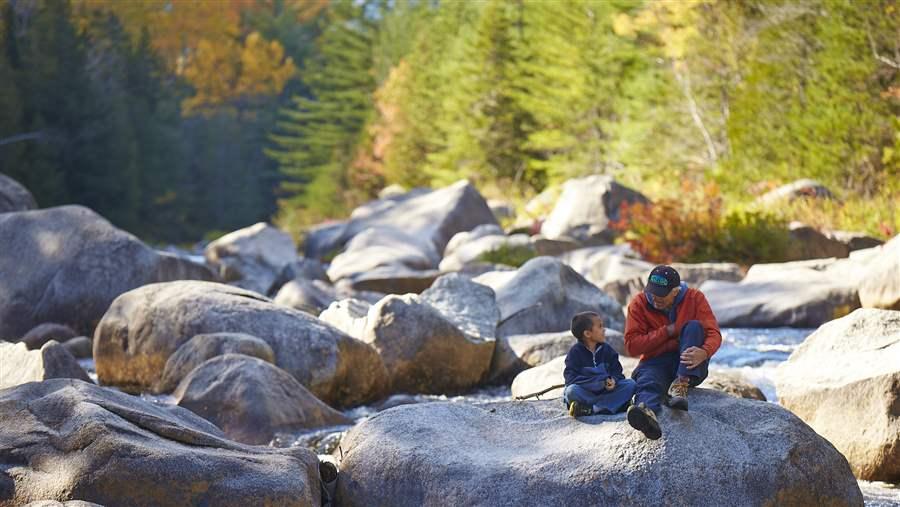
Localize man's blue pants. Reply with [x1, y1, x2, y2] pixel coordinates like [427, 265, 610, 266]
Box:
[631, 320, 709, 412]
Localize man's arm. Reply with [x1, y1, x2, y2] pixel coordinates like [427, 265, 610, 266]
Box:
[624, 298, 671, 357]
[695, 292, 722, 358]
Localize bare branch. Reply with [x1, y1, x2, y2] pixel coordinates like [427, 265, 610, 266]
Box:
[673, 61, 718, 164]
[514, 383, 565, 401]
[866, 19, 900, 69]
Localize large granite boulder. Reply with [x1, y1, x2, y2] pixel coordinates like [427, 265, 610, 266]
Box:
[354, 294, 495, 394]
[205, 222, 299, 295]
[0, 341, 91, 389]
[474, 257, 624, 336]
[859, 235, 900, 310]
[0, 173, 37, 212]
[155, 332, 276, 393]
[757, 178, 834, 205]
[305, 181, 497, 260]
[0, 205, 214, 338]
[21, 323, 78, 350]
[0, 379, 320, 506]
[334, 393, 862, 506]
[488, 329, 626, 385]
[776, 309, 900, 481]
[93, 281, 388, 407]
[700, 258, 861, 327]
[174, 354, 351, 445]
[540, 175, 648, 243]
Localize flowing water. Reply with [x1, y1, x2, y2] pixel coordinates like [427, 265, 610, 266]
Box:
[77, 327, 900, 505]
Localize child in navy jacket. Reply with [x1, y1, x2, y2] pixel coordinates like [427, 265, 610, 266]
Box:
[564, 311, 636, 417]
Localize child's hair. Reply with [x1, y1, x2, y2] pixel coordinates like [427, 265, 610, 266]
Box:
[571, 311, 601, 342]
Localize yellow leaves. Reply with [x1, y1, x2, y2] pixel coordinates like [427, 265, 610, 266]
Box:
[615, 0, 711, 59]
[182, 31, 296, 114]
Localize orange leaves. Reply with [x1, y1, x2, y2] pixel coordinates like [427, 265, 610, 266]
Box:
[182, 32, 296, 114]
[71, 0, 302, 115]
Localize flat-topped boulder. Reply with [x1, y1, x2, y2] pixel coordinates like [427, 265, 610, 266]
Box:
[93, 281, 388, 407]
[305, 180, 497, 260]
[0, 205, 214, 338]
[0, 173, 37, 212]
[776, 309, 900, 481]
[475, 257, 624, 336]
[334, 392, 862, 506]
[700, 258, 862, 327]
[0, 341, 91, 389]
[174, 354, 351, 445]
[0, 379, 320, 506]
[858, 234, 900, 310]
[540, 175, 648, 243]
[155, 332, 276, 393]
[205, 222, 299, 295]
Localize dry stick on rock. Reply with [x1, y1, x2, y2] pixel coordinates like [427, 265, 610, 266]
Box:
[514, 383, 565, 401]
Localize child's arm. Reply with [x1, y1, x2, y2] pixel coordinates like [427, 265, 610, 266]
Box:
[603, 345, 626, 381]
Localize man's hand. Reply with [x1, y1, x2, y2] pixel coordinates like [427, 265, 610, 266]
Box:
[605, 377, 616, 391]
[680, 347, 708, 369]
[666, 323, 677, 337]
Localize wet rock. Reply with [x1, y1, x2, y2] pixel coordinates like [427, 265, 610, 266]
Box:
[335, 393, 862, 506]
[93, 281, 388, 407]
[0, 173, 37, 212]
[174, 354, 351, 445]
[0, 341, 91, 389]
[474, 257, 624, 336]
[776, 309, 900, 481]
[0, 205, 212, 338]
[540, 175, 648, 243]
[21, 323, 77, 350]
[0, 379, 320, 506]
[156, 332, 276, 393]
[205, 222, 299, 295]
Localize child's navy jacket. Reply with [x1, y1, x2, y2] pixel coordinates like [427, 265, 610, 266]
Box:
[563, 342, 626, 392]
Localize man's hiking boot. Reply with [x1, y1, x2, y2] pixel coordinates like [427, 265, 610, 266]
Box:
[568, 400, 593, 417]
[627, 402, 662, 440]
[667, 376, 690, 411]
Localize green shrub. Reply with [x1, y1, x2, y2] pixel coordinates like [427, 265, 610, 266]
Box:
[477, 244, 537, 268]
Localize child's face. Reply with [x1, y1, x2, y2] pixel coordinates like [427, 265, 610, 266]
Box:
[583, 317, 606, 345]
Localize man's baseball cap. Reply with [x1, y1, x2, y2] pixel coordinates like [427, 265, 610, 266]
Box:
[645, 265, 680, 297]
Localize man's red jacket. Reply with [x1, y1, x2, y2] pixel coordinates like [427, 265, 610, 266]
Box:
[624, 286, 722, 361]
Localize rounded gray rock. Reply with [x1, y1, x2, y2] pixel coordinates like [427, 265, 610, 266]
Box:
[0, 173, 37, 212]
[174, 354, 351, 445]
[21, 323, 78, 350]
[155, 332, 276, 393]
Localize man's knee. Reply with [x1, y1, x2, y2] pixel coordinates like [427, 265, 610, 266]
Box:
[682, 320, 702, 334]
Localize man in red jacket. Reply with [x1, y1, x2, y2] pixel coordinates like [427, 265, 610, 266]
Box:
[623, 265, 722, 440]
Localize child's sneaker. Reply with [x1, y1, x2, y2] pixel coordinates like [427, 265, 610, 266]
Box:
[667, 376, 690, 411]
[567, 400, 593, 417]
[627, 402, 662, 440]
